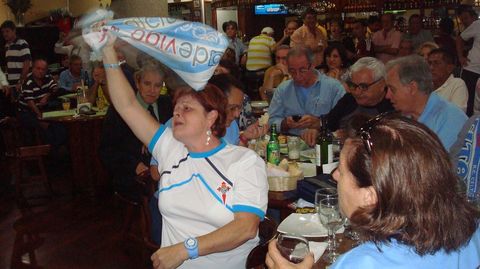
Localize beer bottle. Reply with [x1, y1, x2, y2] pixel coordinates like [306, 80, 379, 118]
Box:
[267, 124, 280, 165]
[315, 117, 332, 174]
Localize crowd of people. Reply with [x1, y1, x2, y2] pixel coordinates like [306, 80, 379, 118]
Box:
[1, 3, 480, 269]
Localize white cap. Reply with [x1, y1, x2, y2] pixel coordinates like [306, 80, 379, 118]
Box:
[261, 27, 274, 35]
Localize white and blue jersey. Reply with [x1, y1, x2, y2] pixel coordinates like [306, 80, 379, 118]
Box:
[148, 126, 268, 269]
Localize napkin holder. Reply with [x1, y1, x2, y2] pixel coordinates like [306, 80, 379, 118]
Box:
[77, 102, 93, 115]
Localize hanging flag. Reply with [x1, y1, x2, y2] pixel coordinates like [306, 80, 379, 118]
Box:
[80, 9, 228, 91]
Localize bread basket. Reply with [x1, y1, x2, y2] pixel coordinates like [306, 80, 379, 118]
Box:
[268, 174, 303, 192]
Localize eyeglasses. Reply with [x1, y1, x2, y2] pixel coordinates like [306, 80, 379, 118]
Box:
[288, 64, 312, 76]
[357, 112, 392, 154]
[348, 77, 383, 92]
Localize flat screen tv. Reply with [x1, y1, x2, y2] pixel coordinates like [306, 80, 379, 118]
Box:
[254, 4, 288, 15]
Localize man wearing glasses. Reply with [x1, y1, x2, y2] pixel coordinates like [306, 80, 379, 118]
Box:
[268, 46, 345, 136]
[301, 57, 394, 146]
[385, 55, 467, 151]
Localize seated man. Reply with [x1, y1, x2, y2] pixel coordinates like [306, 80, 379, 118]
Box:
[99, 63, 172, 202]
[17, 57, 59, 145]
[259, 45, 290, 101]
[268, 46, 345, 136]
[428, 48, 468, 112]
[385, 55, 467, 151]
[58, 54, 90, 94]
[301, 57, 394, 146]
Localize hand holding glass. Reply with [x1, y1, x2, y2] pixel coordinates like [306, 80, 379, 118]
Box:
[276, 233, 310, 264]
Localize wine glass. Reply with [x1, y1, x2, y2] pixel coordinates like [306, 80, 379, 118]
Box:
[318, 197, 344, 264]
[276, 233, 310, 264]
[315, 188, 338, 250]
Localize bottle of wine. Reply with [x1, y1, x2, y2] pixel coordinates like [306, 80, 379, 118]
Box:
[267, 124, 280, 165]
[315, 117, 332, 174]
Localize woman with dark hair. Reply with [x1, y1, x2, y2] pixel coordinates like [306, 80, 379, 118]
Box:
[99, 35, 268, 269]
[322, 43, 349, 80]
[266, 114, 480, 268]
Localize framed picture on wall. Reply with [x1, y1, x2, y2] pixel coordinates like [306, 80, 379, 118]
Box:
[194, 0, 200, 8]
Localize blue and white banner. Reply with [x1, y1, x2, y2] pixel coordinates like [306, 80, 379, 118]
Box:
[457, 117, 480, 200]
[81, 9, 228, 91]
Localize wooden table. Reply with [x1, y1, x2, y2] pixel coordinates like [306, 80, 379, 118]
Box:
[312, 234, 355, 268]
[42, 109, 109, 196]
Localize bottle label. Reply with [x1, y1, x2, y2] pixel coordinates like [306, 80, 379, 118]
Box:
[267, 149, 280, 165]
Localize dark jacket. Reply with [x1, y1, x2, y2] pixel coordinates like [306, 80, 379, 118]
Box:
[99, 95, 173, 199]
[327, 92, 394, 131]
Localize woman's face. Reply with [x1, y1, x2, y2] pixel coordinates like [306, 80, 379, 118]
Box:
[332, 140, 377, 218]
[327, 49, 342, 70]
[172, 95, 215, 145]
[331, 22, 342, 35]
[137, 71, 163, 105]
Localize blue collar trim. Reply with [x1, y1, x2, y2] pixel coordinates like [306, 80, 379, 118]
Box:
[189, 139, 227, 158]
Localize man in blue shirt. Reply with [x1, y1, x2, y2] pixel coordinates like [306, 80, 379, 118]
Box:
[268, 46, 345, 136]
[385, 55, 467, 151]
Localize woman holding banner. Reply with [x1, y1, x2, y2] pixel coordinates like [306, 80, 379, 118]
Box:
[92, 28, 268, 269]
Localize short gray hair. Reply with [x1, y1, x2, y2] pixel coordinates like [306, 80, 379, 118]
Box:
[348, 57, 386, 81]
[287, 46, 314, 65]
[386, 55, 433, 94]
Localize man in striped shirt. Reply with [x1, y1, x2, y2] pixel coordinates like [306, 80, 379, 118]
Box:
[246, 27, 277, 72]
[1, 20, 31, 97]
[17, 57, 58, 144]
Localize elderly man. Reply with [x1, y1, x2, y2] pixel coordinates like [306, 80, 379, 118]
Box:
[301, 57, 394, 145]
[385, 55, 467, 151]
[259, 45, 290, 101]
[268, 46, 345, 136]
[372, 13, 402, 63]
[17, 57, 59, 144]
[428, 48, 468, 112]
[58, 54, 90, 94]
[403, 14, 434, 50]
[290, 8, 327, 67]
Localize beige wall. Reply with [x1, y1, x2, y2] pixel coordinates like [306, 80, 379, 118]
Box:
[110, 0, 167, 17]
[0, 0, 64, 24]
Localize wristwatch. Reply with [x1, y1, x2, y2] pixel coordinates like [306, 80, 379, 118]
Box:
[184, 237, 199, 259]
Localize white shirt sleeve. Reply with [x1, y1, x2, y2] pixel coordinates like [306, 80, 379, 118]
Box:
[149, 126, 183, 172]
[461, 20, 480, 41]
[228, 150, 268, 219]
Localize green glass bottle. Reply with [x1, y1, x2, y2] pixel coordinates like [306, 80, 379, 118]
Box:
[315, 117, 332, 174]
[267, 124, 280, 165]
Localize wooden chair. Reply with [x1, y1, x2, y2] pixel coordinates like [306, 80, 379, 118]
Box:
[245, 216, 278, 269]
[115, 172, 159, 263]
[0, 117, 52, 209]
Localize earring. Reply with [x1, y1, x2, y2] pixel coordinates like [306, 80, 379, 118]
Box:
[206, 129, 212, 145]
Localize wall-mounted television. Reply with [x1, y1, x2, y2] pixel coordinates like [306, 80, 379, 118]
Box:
[254, 4, 288, 15]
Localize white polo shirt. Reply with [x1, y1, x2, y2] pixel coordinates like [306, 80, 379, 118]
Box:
[461, 20, 480, 75]
[149, 126, 268, 269]
[434, 74, 468, 112]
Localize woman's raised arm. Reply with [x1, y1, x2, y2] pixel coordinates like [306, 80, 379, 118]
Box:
[102, 43, 160, 147]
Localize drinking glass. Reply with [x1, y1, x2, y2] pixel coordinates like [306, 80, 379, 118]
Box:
[318, 197, 344, 264]
[315, 188, 338, 250]
[287, 136, 300, 160]
[96, 97, 106, 111]
[62, 99, 71, 110]
[276, 233, 310, 264]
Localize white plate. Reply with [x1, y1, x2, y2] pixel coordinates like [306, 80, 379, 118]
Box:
[300, 149, 315, 159]
[250, 101, 269, 108]
[277, 213, 344, 237]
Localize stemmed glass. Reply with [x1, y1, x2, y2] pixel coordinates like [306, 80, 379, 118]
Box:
[315, 188, 338, 250]
[276, 233, 310, 264]
[318, 197, 344, 264]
